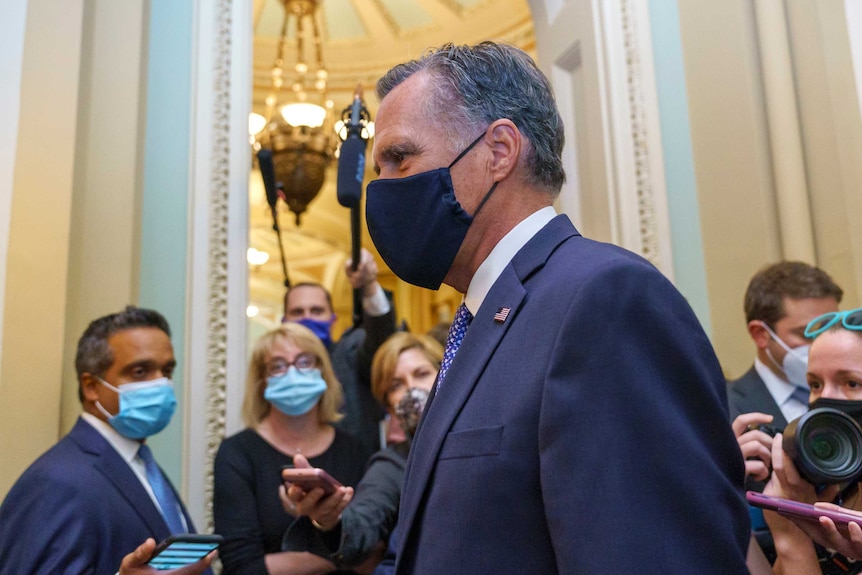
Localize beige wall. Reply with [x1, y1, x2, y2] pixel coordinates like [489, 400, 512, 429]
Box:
[0, 0, 148, 499]
[0, 0, 85, 496]
[60, 0, 147, 435]
[788, 0, 862, 307]
[678, 0, 862, 379]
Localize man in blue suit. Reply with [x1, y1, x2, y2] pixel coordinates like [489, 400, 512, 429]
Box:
[364, 42, 750, 574]
[0, 306, 210, 575]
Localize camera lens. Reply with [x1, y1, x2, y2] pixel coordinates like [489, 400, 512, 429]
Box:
[783, 408, 862, 484]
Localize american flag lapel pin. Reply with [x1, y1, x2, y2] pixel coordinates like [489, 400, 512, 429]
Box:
[493, 307, 511, 323]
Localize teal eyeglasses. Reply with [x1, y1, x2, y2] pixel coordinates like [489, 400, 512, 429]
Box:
[804, 308, 862, 339]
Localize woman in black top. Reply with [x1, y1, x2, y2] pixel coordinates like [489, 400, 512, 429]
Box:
[214, 323, 373, 575]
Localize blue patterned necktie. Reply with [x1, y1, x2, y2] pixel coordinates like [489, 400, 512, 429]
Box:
[138, 444, 186, 534]
[438, 303, 473, 390]
[791, 386, 810, 406]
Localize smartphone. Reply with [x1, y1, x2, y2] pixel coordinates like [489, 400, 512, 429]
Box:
[281, 466, 343, 495]
[147, 534, 223, 570]
[747, 491, 862, 530]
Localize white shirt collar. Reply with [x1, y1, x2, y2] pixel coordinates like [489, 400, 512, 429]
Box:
[464, 206, 557, 314]
[753, 357, 809, 422]
[81, 411, 141, 464]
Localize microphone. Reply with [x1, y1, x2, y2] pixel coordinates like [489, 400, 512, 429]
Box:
[336, 85, 369, 209]
[257, 148, 280, 210]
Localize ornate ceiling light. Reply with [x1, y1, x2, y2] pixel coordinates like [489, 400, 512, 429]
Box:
[252, 0, 335, 226]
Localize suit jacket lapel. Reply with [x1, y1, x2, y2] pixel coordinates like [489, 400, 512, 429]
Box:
[399, 215, 580, 549]
[70, 418, 169, 535]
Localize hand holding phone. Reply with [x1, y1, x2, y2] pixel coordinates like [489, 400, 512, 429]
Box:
[746, 491, 862, 530]
[281, 466, 343, 495]
[146, 534, 223, 571]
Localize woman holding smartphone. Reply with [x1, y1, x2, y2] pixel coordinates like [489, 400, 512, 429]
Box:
[213, 323, 373, 575]
[280, 332, 443, 573]
[762, 308, 862, 575]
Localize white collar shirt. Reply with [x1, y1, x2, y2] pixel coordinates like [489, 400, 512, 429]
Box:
[753, 357, 808, 423]
[464, 206, 557, 315]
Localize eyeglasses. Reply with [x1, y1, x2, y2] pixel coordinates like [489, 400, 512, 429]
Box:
[804, 308, 862, 339]
[265, 352, 318, 377]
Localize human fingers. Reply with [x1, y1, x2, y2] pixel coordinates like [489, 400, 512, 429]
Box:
[119, 538, 157, 572]
[739, 436, 772, 462]
[744, 459, 770, 482]
[309, 487, 354, 530]
[291, 454, 311, 469]
[731, 412, 774, 438]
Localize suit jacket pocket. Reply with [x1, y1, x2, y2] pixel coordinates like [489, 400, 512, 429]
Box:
[438, 425, 503, 460]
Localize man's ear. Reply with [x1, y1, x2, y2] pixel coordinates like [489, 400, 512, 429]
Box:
[80, 373, 100, 402]
[748, 321, 771, 350]
[487, 119, 520, 182]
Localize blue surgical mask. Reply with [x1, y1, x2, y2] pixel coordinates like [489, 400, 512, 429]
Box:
[265, 367, 327, 417]
[96, 377, 177, 440]
[366, 133, 497, 290]
[293, 317, 334, 349]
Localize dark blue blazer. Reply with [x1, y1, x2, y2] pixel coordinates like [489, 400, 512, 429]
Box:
[393, 216, 750, 574]
[727, 366, 788, 429]
[0, 417, 197, 575]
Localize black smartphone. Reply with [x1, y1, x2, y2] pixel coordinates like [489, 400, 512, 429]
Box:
[147, 534, 223, 570]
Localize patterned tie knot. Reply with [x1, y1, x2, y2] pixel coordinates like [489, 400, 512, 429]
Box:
[438, 303, 473, 388]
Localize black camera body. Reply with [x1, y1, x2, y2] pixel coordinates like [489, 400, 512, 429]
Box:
[781, 398, 862, 485]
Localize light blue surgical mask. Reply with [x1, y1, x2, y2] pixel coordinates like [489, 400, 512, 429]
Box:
[265, 367, 327, 417]
[96, 377, 177, 440]
[760, 322, 810, 391]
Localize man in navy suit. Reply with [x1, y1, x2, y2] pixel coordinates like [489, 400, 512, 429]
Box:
[0, 306, 210, 575]
[364, 42, 751, 574]
[727, 261, 843, 428]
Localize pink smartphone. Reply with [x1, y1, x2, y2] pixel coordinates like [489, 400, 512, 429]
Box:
[747, 491, 862, 530]
[281, 466, 342, 495]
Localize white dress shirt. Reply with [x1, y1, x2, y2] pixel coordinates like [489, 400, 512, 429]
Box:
[753, 358, 809, 423]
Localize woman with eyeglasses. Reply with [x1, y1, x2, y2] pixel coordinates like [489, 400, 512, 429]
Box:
[760, 308, 862, 575]
[214, 323, 373, 575]
[279, 332, 443, 574]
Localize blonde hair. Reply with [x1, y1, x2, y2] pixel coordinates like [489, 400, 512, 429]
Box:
[371, 332, 443, 407]
[241, 323, 344, 427]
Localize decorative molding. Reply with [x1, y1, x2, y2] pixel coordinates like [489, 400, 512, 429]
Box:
[619, 0, 659, 266]
[200, 0, 233, 533]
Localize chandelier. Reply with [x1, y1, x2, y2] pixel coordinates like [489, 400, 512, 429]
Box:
[251, 0, 335, 226]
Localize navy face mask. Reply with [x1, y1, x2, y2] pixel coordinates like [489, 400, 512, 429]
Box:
[366, 133, 497, 290]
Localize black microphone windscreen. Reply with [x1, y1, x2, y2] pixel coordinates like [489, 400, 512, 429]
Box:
[337, 136, 367, 208]
[257, 149, 279, 209]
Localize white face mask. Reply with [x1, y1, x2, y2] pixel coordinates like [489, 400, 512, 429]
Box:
[760, 322, 810, 390]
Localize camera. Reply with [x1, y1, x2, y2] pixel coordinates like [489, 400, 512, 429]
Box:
[781, 398, 862, 484]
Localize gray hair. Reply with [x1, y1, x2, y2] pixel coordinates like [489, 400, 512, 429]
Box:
[377, 41, 566, 193]
[75, 306, 172, 402]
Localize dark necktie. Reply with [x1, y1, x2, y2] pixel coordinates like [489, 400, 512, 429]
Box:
[437, 303, 473, 390]
[138, 444, 186, 534]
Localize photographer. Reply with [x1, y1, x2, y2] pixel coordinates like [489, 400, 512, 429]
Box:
[761, 308, 862, 574]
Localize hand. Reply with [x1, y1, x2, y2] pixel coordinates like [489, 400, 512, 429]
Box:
[790, 503, 862, 559]
[119, 538, 214, 575]
[345, 248, 380, 297]
[764, 433, 839, 504]
[732, 412, 774, 481]
[281, 454, 354, 531]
